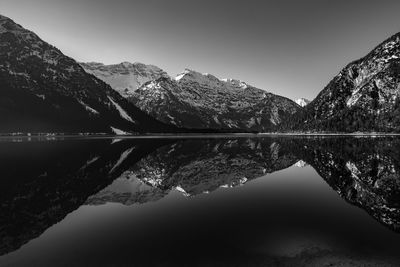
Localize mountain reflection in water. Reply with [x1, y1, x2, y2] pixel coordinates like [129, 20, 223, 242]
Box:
[0, 136, 400, 266]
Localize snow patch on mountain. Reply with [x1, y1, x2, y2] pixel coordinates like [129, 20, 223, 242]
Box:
[107, 96, 135, 123]
[110, 127, 129, 135]
[109, 147, 134, 173]
[175, 69, 252, 91]
[221, 78, 249, 89]
[78, 100, 99, 114]
[346, 91, 362, 107]
[295, 98, 310, 107]
[175, 69, 190, 81]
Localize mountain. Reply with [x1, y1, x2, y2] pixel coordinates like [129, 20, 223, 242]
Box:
[79, 62, 168, 98]
[128, 69, 300, 132]
[291, 32, 400, 132]
[295, 98, 310, 107]
[0, 14, 175, 134]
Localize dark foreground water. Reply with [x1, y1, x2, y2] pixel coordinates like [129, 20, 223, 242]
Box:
[0, 136, 400, 266]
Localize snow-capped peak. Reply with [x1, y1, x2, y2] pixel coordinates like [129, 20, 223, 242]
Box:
[174, 69, 221, 85]
[175, 69, 254, 91]
[222, 78, 249, 89]
[174, 69, 192, 81]
[295, 98, 310, 107]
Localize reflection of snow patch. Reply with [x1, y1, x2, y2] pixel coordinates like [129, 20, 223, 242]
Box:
[36, 94, 45, 100]
[111, 139, 123, 144]
[80, 156, 100, 171]
[86, 156, 100, 166]
[110, 148, 134, 173]
[239, 177, 248, 185]
[346, 161, 361, 179]
[175, 185, 190, 197]
[294, 160, 307, 168]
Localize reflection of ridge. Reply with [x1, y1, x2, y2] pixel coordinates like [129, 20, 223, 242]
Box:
[3, 136, 400, 259]
[85, 172, 167, 206]
[86, 139, 298, 206]
[0, 138, 172, 256]
[294, 160, 307, 168]
[295, 137, 400, 233]
[133, 139, 298, 197]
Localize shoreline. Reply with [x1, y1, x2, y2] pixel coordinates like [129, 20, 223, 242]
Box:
[1, 132, 400, 139]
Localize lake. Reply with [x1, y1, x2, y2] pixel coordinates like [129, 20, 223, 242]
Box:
[0, 136, 399, 266]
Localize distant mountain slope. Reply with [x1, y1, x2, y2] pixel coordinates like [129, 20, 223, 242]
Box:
[128, 69, 300, 132]
[290, 32, 400, 132]
[80, 62, 168, 98]
[0, 14, 174, 134]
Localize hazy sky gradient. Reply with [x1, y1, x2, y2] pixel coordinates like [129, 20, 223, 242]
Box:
[1, 0, 400, 100]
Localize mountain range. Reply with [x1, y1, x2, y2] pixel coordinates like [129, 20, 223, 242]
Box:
[132, 70, 300, 131]
[1, 13, 400, 133]
[80, 63, 301, 132]
[0, 14, 175, 134]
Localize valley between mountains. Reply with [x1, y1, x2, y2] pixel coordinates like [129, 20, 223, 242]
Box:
[1, 14, 400, 134]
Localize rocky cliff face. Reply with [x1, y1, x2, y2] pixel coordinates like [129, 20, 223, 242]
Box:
[79, 62, 168, 98]
[129, 69, 300, 132]
[292, 33, 400, 132]
[0, 14, 174, 134]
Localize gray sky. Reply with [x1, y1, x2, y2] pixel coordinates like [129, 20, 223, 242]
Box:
[1, 0, 400, 100]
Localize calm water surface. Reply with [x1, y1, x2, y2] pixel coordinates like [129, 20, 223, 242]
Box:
[0, 136, 399, 266]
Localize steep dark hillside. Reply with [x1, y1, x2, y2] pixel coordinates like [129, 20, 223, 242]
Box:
[0, 14, 175, 134]
[286, 33, 400, 132]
